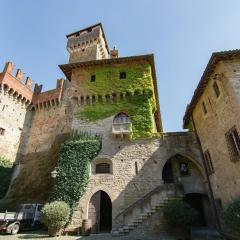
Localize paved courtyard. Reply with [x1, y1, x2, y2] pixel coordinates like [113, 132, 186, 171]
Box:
[0, 231, 178, 240]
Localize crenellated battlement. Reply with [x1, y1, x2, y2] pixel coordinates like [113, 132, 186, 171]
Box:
[0, 62, 65, 110]
[66, 23, 109, 63]
[0, 62, 33, 105]
[31, 78, 65, 110]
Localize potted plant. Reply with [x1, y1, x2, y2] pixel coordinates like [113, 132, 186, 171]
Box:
[41, 201, 70, 237]
[221, 198, 240, 240]
[163, 199, 199, 239]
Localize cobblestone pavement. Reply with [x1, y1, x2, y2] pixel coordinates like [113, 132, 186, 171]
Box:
[0, 231, 177, 240]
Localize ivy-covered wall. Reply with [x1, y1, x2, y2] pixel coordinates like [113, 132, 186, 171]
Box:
[52, 134, 101, 209]
[72, 61, 159, 139]
[72, 63, 154, 96]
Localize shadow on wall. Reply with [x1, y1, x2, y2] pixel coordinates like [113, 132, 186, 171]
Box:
[1, 133, 69, 209]
[81, 139, 214, 235]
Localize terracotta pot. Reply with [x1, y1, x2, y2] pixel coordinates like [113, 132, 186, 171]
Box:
[82, 219, 91, 236]
[48, 227, 63, 237]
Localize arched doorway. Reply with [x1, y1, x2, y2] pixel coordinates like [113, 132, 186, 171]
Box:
[184, 193, 213, 227]
[88, 190, 112, 233]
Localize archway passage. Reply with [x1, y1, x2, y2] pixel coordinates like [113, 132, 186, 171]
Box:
[162, 161, 174, 183]
[88, 191, 112, 233]
[184, 193, 213, 227]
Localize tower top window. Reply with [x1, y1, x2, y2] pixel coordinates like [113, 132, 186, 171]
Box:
[120, 72, 126, 79]
[91, 75, 96, 82]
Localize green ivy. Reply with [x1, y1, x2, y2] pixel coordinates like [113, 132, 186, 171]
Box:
[75, 95, 156, 139]
[0, 156, 14, 199]
[73, 62, 159, 139]
[221, 198, 240, 239]
[52, 134, 101, 210]
[79, 64, 154, 96]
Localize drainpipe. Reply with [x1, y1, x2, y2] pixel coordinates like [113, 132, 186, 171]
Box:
[191, 115, 222, 231]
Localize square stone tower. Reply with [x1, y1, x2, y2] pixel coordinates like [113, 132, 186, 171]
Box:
[66, 23, 109, 63]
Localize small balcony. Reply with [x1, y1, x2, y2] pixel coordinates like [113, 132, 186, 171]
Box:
[112, 122, 132, 135]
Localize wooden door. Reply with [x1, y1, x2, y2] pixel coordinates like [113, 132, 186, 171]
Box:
[88, 191, 101, 233]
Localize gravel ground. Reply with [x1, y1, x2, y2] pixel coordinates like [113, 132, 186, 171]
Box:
[0, 231, 178, 240]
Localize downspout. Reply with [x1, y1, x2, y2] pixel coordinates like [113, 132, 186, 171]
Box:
[191, 115, 222, 231]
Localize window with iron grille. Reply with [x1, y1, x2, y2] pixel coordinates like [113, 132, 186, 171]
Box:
[225, 126, 240, 161]
[213, 81, 220, 98]
[96, 163, 110, 174]
[0, 128, 5, 136]
[204, 150, 214, 175]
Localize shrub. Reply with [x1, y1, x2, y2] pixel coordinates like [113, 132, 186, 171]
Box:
[163, 199, 199, 228]
[41, 201, 70, 229]
[221, 198, 240, 238]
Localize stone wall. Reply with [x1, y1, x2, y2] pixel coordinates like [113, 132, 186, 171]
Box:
[69, 112, 205, 229]
[192, 59, 240, 203]
[67, 25, 109, 63]
[0, 91, 30, 161]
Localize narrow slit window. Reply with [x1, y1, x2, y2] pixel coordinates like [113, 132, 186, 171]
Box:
[204, 150, 214, 175]
[135, 162, 138, 175]
[213, 82, 220, 98]
[202, 101, 207, 115]
[0, 127, 5, 136]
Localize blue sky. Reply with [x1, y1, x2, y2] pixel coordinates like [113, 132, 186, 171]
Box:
[0, 0, 240, 131]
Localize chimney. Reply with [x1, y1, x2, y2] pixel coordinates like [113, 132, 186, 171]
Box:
[16, 69, 24, 81]
[25, 77, 33, 89]
[3, 62, 14, 74]
[110, 46, 118, 59]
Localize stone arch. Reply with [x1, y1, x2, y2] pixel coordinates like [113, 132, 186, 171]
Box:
[162, 153, 206, 195]
[113, 112, 131, 124]
[87, 190, 112, 233]
[162, 153, 205, 178]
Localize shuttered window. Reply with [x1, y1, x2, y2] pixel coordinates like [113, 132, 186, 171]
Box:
[226, 126, 240, 161]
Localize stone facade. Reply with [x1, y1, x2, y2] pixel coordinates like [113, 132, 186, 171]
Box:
[67, 23, 109, 63]
[0, 23, 216, 235]
[184, 56, 240, 204]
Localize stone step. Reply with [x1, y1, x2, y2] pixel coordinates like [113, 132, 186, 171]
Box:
[127, 224, 136, 230]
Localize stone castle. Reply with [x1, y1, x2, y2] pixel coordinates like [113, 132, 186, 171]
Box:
[0, 23, 239, 236]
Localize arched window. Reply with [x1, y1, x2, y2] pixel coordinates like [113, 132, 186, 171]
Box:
[112, 113, 132, 135]
[113, 113, 131, 124]
[96, 163, 110, 174]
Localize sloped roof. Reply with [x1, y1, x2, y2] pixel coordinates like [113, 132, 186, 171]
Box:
[59, 54, 163, 132]
[183, 49, 240, 128]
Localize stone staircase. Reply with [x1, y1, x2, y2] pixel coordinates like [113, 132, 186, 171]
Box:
[112, 183, 183, 236]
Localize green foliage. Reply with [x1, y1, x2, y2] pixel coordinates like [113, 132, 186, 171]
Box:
[52, 133, 101, 210]
[41, 201, 70, 229]
[221, 198, 240, 238]
[163, 200, 199, 228]
[74, 62, 159, 139]
[76, 95, 156, 139]
[83, 64, 153, 95]
[0, 156, 14, 199]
